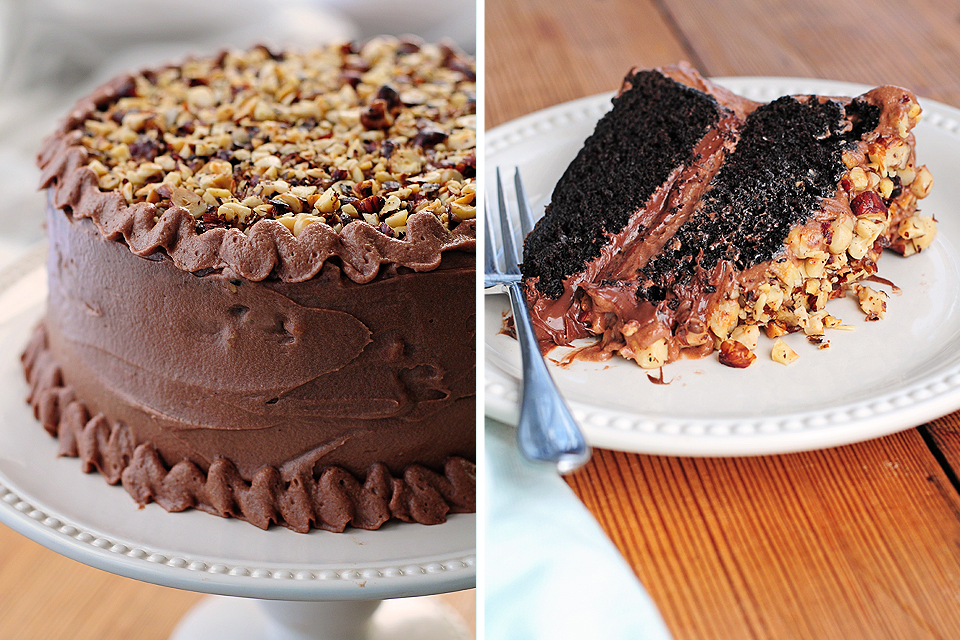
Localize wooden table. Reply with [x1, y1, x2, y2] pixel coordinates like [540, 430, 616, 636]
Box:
[486, 1, 960, 638]
[0, 518, 475, 639]
[0, 521, 475, 639]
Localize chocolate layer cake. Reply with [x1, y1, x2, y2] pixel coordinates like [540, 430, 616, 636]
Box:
[23, 38, 476, 532]
[522, 64, 934, 368]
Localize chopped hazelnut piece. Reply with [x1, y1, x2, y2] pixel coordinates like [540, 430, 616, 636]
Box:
[764, 321, 789, 339]
[730, 324, 760, 350]
[854, 285, 887, 321]
[898, 215, 937, 256]
[718, 339, 756, 369]
[771, 339, 799, 365]
[632, 338, 669, 369]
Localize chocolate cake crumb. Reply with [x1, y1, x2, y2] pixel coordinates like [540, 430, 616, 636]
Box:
[845, 98, 882, 140]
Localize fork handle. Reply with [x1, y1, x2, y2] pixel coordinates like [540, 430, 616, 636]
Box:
[507, 281, 591, 474]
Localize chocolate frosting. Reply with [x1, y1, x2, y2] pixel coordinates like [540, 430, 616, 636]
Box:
[23, 204, 476, 532]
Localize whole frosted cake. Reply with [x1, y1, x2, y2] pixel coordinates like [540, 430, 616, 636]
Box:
[23, 37, 477, 532]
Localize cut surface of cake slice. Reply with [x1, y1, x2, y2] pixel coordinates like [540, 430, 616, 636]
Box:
[521, 65, 934, 369]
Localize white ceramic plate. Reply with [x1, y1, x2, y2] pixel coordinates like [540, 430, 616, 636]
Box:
[0, 266, 475, 600]
[485, 77, 960, 457]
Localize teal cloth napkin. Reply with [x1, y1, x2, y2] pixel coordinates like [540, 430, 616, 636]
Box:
[484, 419, 675, 639]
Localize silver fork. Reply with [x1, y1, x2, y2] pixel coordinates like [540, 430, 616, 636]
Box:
[485, 167, 591, 474]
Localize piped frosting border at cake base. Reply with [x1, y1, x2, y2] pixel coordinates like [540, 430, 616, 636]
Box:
[22, 323, 476, 533]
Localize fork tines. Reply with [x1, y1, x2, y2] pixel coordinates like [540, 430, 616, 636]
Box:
[488, 167, 537, 279]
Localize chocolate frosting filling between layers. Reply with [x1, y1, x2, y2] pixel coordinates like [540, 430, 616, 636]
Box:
[24, 204, 476, 532]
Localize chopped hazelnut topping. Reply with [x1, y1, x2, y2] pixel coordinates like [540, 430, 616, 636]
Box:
[718, 339, 756, 368]
[631, 338, 669, 369]
[76, 38, 477, 239]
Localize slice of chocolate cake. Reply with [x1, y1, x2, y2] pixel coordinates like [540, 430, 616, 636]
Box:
[521, 65, 934, 369]
[521, 65, 743, 344]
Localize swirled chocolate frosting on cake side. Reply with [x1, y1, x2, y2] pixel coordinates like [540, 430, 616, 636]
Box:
[23, 38, 477, 532]
[522, 63, 934, 369]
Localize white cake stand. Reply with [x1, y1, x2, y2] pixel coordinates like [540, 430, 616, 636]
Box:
[0, 265, 476, 639]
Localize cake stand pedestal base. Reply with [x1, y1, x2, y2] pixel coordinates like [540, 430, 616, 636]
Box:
[169, 595, 471, 640]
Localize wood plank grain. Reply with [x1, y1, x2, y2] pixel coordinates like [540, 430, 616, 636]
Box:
[658, 0, 960, 107]
[922, 414, 960, 505]
[566, 429, 960, 640]
[0, 524, 201, 639]
[0, 523, 475, 639]
[485, 0, 691, 128]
